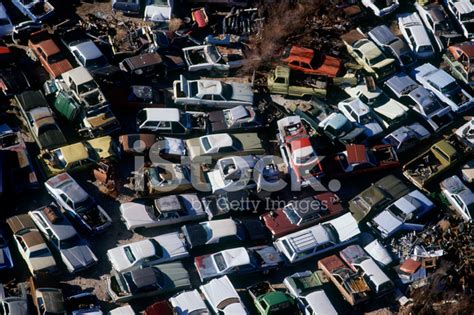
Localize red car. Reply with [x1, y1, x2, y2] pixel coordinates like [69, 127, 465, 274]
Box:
[282, 46, 342, 77]
[321, 144, 399, 178]
[260, 192, 344, 238]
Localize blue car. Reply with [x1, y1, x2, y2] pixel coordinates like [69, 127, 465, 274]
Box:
[0, 229, 13, 270]
[112, 0, 141, 15]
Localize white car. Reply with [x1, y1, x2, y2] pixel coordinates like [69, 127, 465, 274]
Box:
[337, 97, 383, 137]
[444, 0, 474, 39]
[455, 118, 474, 148]
[0, 3, 13, 37]
[274, 213, 360, 264]
[11, 0, 55, 22]
[106, 232, 189, 273]
[398, 12, 435, 59]
[411, 63, 474, 112]
[45, 173, 112, 234]
[183, 45, 243, 74]
[385, 73, 453, 131]
[144, 0, 172, 23]
[200, 276, 249, 315]
[440, 175, 474, 222]
[368, 190, 434, 239]
[170, 290, 210, 315]
[361, 0, 399, 17]
[383, 123, 431, 154]
[120, 194, 206, 231]
[344, 83, 409, 128]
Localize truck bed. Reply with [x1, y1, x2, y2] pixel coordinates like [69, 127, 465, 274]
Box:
[289, 72, 328, 89]
[341, 29, 366, 46]
[248, 282, 273, 299]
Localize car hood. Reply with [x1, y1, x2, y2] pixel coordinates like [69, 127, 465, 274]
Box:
[374, 100, 408, 120]
[61, 244, 96, 271]
[364, 239, 393, 266]
[364, 122, 383, 137]
[229, 83, 254, 104]
[120, 202, 153, 228]
[372, 211, 402, 236]
[195, 255, 218, 280]
[224, 303, 248, 315]
[30, 253, 57, 272]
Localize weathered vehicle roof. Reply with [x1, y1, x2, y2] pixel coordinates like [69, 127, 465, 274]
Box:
[22, 230, 44, 248]
[319, 254, 346, 272]
[38, 204, 77, 240]
[385, 73, 418, 96]
[15, 90, 49, 111]
[61, 66, 94, 86]
[153, 262, 191, 288]
[398, 13, 432, 47]
[286, 46, 315, 64]
[341, 29, 366, 46]
[284, 271, 323, 297]
[369, 25, 398, 45]
[121, 53, 163, 71]
[454, 41, 474, 58]
[47, 173, 89, 204]
[169, 290, 208, 315]
[6, 214, 36, 234]
[71, 40, 103, 60]
[38, 288, 65, 314]
[347, 144, 369, 164]
[433, 140, 457, 158]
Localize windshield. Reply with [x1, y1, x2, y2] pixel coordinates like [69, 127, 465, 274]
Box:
[0, 19, 10, 26]
[360, 113, 374, 125]
[422, 99, 443, 116]
[137, 110, 147, 127]
[48, 52, 65, 64]
[30, 247, 50, 258]
[368, 54, 385, 66]
[85, 55, 107, 69]
[387, 204, 408, 221]
[201, 137, 212, 152]
[77, 81, 98, 94]
[206, 46, 223, 64]
[124, 246, 136, 263]
[59, 234, 81, 249]
[441, 81, 459, 94]
[213, 253, 227, 271]
[460, 12, 474, 22]
[75, 196, 95, 211]
[418, 45, 433, 54]
[293, 150, 316, 165]
[283, 205, 300, 225]
[51, 149, 67, 169]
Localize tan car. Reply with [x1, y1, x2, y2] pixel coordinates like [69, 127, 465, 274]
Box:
[28, 30, 73, 78]
[6, 214, 57, 275]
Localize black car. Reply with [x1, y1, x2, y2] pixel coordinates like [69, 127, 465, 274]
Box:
[0, 67, 31, 99]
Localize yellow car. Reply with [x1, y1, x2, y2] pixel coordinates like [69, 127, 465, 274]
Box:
[38, 136, 119, 177]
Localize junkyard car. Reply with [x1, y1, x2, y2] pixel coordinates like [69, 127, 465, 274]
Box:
[45, 172, 112, 233]
[173, 75, 254, 108]
[444, 0, 474, 39]
[38, 136, 118, 177]
[383, 123, 430, 154]
[183, 45, 243, 74]
[282, 45, 342, 77]
[261, 192, 344, 238]
[415, 2, 462, 51]
[119, 52, 184, 80]
[200, 276, 248, 315]
[170, 290, 210, 315]
[0, 67, 31, 99]
[107, 232, 189, 273]
[440, 175, 474, 222]
[385, 73, 453, 131]
[344, 82, 409, 128]
[186, 132, 265, 160]
[273, 213, 361, 263]
[181, 218, 268, 249]
[455, 118, 474, 148]
[412, 62, 474, 112]
[398, 12, 435, 59]
[15, 90, 67, 150]
[65, 292, 102, 315]
[337, 97, 384, 137]
[106, 262, 191, 303]
[28, 30, 73, 78]
[120, 193, 206, 231]
[368, 189, 435, 239]
[349, 174, 410, 222]
[208, 105, 262, 132]
[0, 283, 29, 315]
[67, 38, 108, 72]
[361, 0, 399, 17]
[368, 25, 415, 68]
[195, 245, 282, 281]
[443, 41, 474, 88]
[6, 214, 57, 275]
[136, 108, 207, 135]
[0, 229, 13, 271]
[31, 287, 66, 315]
[119, 134, 185, 159]
[317, 112, 367, 145]
[12, 0, 55, 22]
[112, 0, 141, 14]
[0, 3, 13, 37]
[29, 203, 98, 273]
[341, 29, 396, 80]
[144, 0, 173, 23]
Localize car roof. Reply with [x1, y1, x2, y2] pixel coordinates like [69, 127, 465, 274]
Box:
[38, 288, 65, 314]
[72, 40, 103, 60]
[220, 247, 250, 267]
[36, 204, 77, 239]
[416, 63, 455, 87]
[62, 67, 94, 86]
[55, 142, 89, 164]
[288, 46, 315, 64]
[398, 13, 432, 46]
[347, 144, 369, 164]
[7, 214, 36, 234]
[197, 80, 224, 96]
[144, 108, 181, 122]
[368, 25, 397, 45]
[386, 73, 418, 95]
[22, 230, 45, 248]
[425, 5, 448, 23]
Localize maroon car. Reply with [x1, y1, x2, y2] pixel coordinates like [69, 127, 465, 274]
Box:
[260, 192, 344, 238]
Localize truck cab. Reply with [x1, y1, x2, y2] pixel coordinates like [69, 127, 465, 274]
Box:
[248, 282, 296, 315]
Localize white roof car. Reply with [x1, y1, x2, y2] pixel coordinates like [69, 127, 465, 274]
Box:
[69, 39, 108, 70]
[383, 123, 430, 153]
[170, 290, 210, 315]
[385, 73, 453, 131]
[274, 213, 360, 264]
[344, 83, 409, 126]
[455, 118, 474, 148]
[444, 0, 474, 39]
[108, 305, 135, 315]
[411, 63, 474, 112]
[369, 189, 434, 239]
[337, 97, 383, 137]
[0, 3, 13, 37]
[200, 276, 249, 315]
[361, 0, 399, 17]
[119, 194, 206, 231]
[106, 232, 189, 273]
[440, 175, 474, 222]
[144, 0, 172, 23]
[398, 12, 435, 59]
[183, 45, 242, 74]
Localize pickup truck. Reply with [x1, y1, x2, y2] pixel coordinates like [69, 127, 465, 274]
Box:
[443, 41, 474, 88]
[44, 67, 120, 138]
[403, 136, 471, 190]
[341, 29, 396, 80]
[267, 66, 327, 98]
[247, 282, 296, 315]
